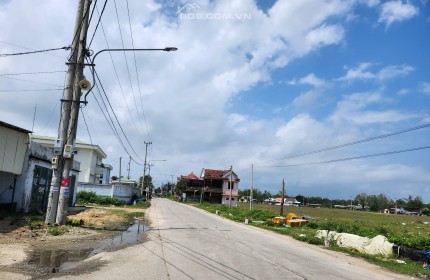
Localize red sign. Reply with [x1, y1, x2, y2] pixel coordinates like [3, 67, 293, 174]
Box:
[61, 177, 71, 188]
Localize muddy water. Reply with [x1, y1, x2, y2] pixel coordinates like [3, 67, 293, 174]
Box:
[27, 219, 149, 270]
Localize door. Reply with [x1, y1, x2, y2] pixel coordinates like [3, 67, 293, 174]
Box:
[29, 165, 52, 213]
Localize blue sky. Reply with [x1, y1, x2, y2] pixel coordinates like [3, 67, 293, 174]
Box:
[1, 0, 429, 202]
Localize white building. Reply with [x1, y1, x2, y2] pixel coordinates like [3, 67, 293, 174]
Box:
[31, 135, 109, 184]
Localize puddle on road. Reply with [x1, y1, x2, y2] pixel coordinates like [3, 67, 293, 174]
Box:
[27, 219, 149, 271]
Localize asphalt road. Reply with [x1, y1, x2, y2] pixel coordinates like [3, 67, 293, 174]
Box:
[54, 198, 407, 280]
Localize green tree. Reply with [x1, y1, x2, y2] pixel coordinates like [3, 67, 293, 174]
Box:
[355, 193, 368, 208]
[176, 179, 188, 195]
[406, 195, 423, 210]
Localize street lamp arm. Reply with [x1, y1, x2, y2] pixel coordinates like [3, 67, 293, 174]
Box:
[83, 47, 178, 103]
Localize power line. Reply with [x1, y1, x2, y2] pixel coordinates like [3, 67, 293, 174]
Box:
[0, 70, 66, 76]
[268, 146, 430, 167]
[0, 88, 62, 92]
[113, 0, 147, 139]
[0, 46, 70, 57]
[80, 107, 93, 144]
[94, 69, 145, 163]
[88, 0, 108, 48]
[94, 13, 145, 139]
[274, 123, 430, 161]
[0, 76, 64, 87]
[125, 0, 151, 141]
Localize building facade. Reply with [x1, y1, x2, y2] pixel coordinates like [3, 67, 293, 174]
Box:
[31, 135, 108, 184]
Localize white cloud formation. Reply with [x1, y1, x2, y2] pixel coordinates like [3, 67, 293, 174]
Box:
[337, 63, 414, 82]
[329, 92, 417, 124]
[378, 0, 419, 28]
[419, 82, 430, 95]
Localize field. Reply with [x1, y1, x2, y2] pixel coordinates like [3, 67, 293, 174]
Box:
[242, 203, 430, 236]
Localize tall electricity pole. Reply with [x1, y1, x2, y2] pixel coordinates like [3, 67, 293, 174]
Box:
[250, 163, 253, 210]
[56, 0, 91, 226]
[280, 178, 285, 216]
[141, 141, 152, 197]
[229, 165, 233, 208]
[45, 0, 89, 225]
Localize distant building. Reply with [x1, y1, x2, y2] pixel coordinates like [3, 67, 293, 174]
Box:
[177, 168, 240, 206]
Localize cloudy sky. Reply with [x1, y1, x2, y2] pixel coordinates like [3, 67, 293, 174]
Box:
[1, 0, 429, 202]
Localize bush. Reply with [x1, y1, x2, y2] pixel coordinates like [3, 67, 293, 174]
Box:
[76, 191, 124, 206]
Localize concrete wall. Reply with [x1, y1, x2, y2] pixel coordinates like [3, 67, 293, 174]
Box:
[77, 183, 139, 203]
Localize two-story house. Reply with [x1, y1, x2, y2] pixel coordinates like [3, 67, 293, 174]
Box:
[178, 168, 240, 206]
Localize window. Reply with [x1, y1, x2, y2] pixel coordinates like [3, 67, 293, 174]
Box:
[226, 197, 229, 200]
[232, 198, 235, 201]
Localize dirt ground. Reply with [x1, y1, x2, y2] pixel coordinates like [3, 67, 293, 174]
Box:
[0, 206, 147, 279]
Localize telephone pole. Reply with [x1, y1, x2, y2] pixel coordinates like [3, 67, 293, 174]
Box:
[56, 0, 91, 226]
[127, 156, 131, 179]
[229, 165, 233, 208]
[45, 0, 89, 225]
[141, 141, 152, 197]
[280, 178, 285, 216]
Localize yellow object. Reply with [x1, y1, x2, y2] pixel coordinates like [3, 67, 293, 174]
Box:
[272, 216, 286, 224]
[286, 212, 309, 227]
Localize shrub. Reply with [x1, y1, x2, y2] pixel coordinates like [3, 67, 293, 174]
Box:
[76, 191, 98, 204]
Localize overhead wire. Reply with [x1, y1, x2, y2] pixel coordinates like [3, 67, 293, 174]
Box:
[0, 89, 62, 92]
[125, 0, 151, 141]
[267, 146, 430, 167]
[94, 69, 145, 163]
[80, 107, 93, 144]
[273, 123, 430, 161]
[0, 46, 70, 57]
[89, 70, 132, 156]
[94, 5, 145, 139]
[0, 40, 65, 59]
[113, 0, 148, 139]
[88, 0, 108, 48]
[0, 70, 66, 76]
[0, 76, 64, 87]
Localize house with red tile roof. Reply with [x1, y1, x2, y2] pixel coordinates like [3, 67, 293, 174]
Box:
[177, 168, 240, 206]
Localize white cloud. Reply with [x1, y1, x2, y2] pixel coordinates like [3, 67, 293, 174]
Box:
[377, 64, 414, 81]
[293, 90, 321, 108]
[337, 63, 375, 81]
[337, 63, 414, 82]
[419, 82, 430, 95]
[329, 92, 417, 124]
[298, 73, 325, 87]
[378, 0, 419, 28]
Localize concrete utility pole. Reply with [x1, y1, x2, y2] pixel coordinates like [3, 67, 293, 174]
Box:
[56, 0, 91, 226]
[141, 141, 152, 197]
[229, 165, 233, 208]
[280, 178, 285, 216]
[250, 163, 253, 210]
[127, 156, 131, 179]
[119, 157, 122, 182]
[45, 0, 87, 225]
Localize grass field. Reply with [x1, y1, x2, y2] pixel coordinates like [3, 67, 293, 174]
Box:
[240, 202, 430, 236]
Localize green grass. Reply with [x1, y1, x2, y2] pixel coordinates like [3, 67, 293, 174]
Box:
[190, 202, 430, 277]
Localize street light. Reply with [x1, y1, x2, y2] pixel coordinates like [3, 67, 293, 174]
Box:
[84, 47, 178, 102]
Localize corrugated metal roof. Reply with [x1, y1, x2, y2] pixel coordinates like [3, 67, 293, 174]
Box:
[0, 120, 32, 133]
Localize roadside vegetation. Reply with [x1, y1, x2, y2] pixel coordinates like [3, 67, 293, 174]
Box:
[191, 202, 430, 277]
